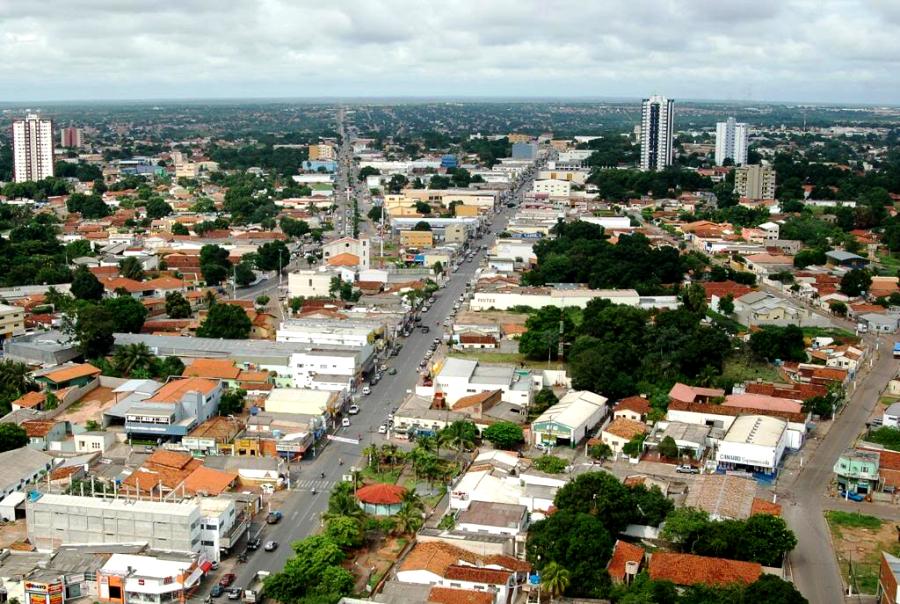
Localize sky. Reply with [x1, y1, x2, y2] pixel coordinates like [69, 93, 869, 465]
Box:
[2, 0, 899, 104]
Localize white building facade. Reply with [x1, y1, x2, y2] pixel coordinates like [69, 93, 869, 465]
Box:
[715, 117, 749, 166]
[640, 96, 674, 171]
[13, 114, 55, 183]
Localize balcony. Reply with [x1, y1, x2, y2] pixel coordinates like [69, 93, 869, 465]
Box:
[220, 513, 249, 550]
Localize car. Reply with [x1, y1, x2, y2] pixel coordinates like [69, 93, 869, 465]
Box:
[219, 573, 237, 588]
[387, 412, 394, 420]
[211, 561, 219, 570]
[362, 386, 371, 395]
[390, 348, 400, 357]
[348, 404, 360, 415]
[342, 417, 351, 427]
[378, 424, 388, 434]
[387, 366, 397, 375]
[210, 585, 224, 598]
[370, 375, 380, 385]
[264, 540, 279, 551]
[226, 588, 242, 600]
[266, 510, 283, 524]
[675, 465, 700, 474]
[247, 537, 261, 550]
[420, 325, 430, 333]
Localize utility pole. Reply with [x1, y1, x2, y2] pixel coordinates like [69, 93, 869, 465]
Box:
[232, 262, 236, 301]
[278, 247, 283, 287]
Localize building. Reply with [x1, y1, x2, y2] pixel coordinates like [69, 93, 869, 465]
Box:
[716, 415, 789, 474]
[834, 449, 880, 495]
[532, 179, 571, 198]
[613, 396, 652, 422]
[356, 483, 406, 516]
[13, 113, 55, 183]
[607, 540, 645, 584]
[27, 494, 202, 553]
[288, 268, 338, 299]
[715, 118, 749, 166]
[511, 142, 538, 161]
[734, 164, 776, 200]
[75, 431, 117, 454]
[400, 230, 435, 248]
[648, 552, 761, 587]
[601, 418, 648, 454]
[308, 143, 335, 161]
[531, 390, 608, 448]
[456, 501, 528, 538]
[639, 95, 674, 171]
[323, 237, 370, 270]
[97, 553, 203, 604]
[879, 551, 900, 604]
[0, 304, 26, 342]
[22, 419, 66, 450]
[425, 358, 532, 408]
[198, 497, 246, 562]
[0, 447, 55, 499]
[59, 126, 82, 148]
[683, 474, 759, 520]
[470, 286, 641, 312]
[276, 318, 380, 348]
[110, 377, 223, 439]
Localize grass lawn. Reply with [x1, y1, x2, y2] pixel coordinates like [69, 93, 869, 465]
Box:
[826, 510, 895, 594]
[876, 253, 900, 276]
[360, 467, 402, 484]
[449, 351, 564, 371]
[720, 355, 782, 384]
[880, 395, 900, 406]
[802, 326, 858, 340]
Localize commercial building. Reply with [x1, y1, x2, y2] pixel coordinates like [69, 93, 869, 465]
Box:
[276, 318, 381, 348]
[308, 143, 335, 161]
[0, 304, 26, 342]
[470, 285, 640, 311]
[27, 494, 202, 553]
[423, 358, 532, 408]
[400, 230, 435, 248]
[13, 113, 55, 183]
[834, 448, 880, 495]
[734, 164, 776, 200]
[114, 377, 223, 439]
[639, 96, 674, 171]
[715, 118, 749, 166]
[97, 552, 204, 604]
[532, 179, 571, 198]
[198, 497, 247, 562]
[511, 142, 538, 160]
[0, 447, 55, 499]
[532, 390, 608, 448]
[323, 237, 370, 270]
[59, 126, 82, 148]
[716, 415, 789, 474]
[288, 268, 338, 299]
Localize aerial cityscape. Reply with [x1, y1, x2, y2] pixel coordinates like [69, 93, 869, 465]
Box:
[1, 2, 899, 604]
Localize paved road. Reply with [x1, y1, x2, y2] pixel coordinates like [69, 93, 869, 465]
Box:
[782, 335, 897, 603]
[211, 138, 540, 596]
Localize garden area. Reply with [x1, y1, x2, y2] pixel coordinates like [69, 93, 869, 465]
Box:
[825, 510, 900, 595]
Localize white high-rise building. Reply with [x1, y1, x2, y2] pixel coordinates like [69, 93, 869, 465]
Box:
[639, 96, 674, 171]
[13, 113, 55, 183]
[715, 118, 749, 166]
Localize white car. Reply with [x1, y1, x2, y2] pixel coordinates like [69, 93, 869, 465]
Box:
[342, 417, 351, 427]
[348, 405, 360, 415]
[362, 386, 371, 395]
[378, 424, 388, 434]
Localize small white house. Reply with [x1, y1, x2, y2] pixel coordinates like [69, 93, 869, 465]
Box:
[883, 402, 900, 428]
[75, 431, 116, 454]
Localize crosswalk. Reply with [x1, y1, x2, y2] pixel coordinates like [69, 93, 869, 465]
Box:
[293, 479, 337, 491]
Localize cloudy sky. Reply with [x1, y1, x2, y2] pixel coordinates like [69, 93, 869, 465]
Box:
[2, 0, 898, 104]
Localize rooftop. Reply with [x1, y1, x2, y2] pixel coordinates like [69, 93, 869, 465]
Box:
[604, 417, 648, 440]
[457, 501, 526, 529]
[607, 540, 645, 582]
[648, 552, 761, 587]
[723, 415, 787, 447]
[182, 359, 240, 380]
[356, 483, 406, 505]
[29, 493, 199, 516]
[40, 363, 100, 384]
[683, 474, 758, 520]
[146, 377, 219, 404]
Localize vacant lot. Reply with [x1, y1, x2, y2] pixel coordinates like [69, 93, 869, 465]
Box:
[826, 510, 900, 594]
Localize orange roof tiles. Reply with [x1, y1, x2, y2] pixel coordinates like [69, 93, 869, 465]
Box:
[607, 540, 645, 582]
[427, 587, 493, 604]
[237, 370, 270, 383]
[356, 483, 406, 505]
[604, 417, 648, 440]
[42, 363, 100, 384]
[183, 359, 240, 380]
[147, 449, 195, 470]
[667, 400, 808, 424]
[400, 542, 478, 575]
[453, 390, 501, 410]
[750, 497, 782, 517]
[147, 378, 219, 403]
[327, 252, 360, 267]
[669, 383, 725, 404]
[21, 420, 59, 438]
[12, 391, 46, 409]
[723, 393, 803, 414]
[615, 396, 652, 416]
[183, 466, 238, 495]
[648, 552, 761, 587]
[443, 565, 511, 585]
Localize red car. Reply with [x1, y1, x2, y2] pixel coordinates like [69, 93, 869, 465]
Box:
[219, 573, 236, 588]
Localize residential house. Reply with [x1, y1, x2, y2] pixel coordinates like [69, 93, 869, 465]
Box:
[613, 396, 651, 422]
[683, 474, 759, 520]
[607, 540, 645, 584]
[601, 418, 648, 455]
[885, 403, 900, 428]
[668, 383, 725, 405]
[648, 552, 761, 587]
[35, 363, 101, 391]
[834, 449, 880, 495]
[456, 501, 528, 539]
[21, 420, 66, 450]
[75, 431, 117, 454]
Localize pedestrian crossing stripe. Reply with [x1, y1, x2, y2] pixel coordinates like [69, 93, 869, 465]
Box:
[295, 480, 335, 489]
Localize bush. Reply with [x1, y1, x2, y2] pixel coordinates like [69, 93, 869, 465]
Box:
[533, 455, 567, 474]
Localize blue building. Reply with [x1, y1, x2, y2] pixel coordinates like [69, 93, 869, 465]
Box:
[107, 377, 223, 440]
[511, 142, 538, 160]
[440, 154, 458, 169]
[302, 160, 337, 173]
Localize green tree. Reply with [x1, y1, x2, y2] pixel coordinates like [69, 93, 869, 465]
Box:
[737, 513, 798, 567]
[263, 534, 347, 603]
[829, 301, 848, 317]
[118, 257, 145, 281]
[748, 325, 806, 362]
[439, 420, 478, 458]
[256, 240, 289, 272]
[65, 239, 93, 259]
[658, 435, 679, 459]
[717, 293, 735, 315]
[113, 343, 154, 375]
[199, 244, 231, 286]
[660, 507, 711, 549]
[622, 434, 645, 458]
[289, 296, 304, 314]
[66, 193, 110, 219]
[71, 266, 104, 301]
[75, 304, 117, 357]
[541, 562, 571, 603]
[533, 455, 567, 474]
[103, 294, 148, 333]
[324, 515, 364, 550]
[280, 216, 310, 238]
[840, 268, 871, 297]
[367, 206, 384, 222]
[171, 222, 190, 236]
[0, 423, 28, 452]
[165, 291, 192, 318]
[255, 295, 270, 307]
[530, 388, 559, 420]
[197, 303, 251, 339]
[588, 443, 613, 462]
[681, 282, 707, 316]
[144, 198, 173, 219]
[481, 422, 524, 450]
[744, 575, 808, 604]
[154, 356, 185, 380]
[519, 306, 575, 361]
[413, 220, 431, 231]
[234, 262, 255, 287]
[414, 201, 432, 215]
[219, 388, 246, 416]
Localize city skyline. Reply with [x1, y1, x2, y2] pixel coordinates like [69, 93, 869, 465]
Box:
[2, 0, 900, 104]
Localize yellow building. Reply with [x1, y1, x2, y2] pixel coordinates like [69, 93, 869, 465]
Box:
[308, 143, 335, 161]
[454, 204, 480, 217]
[550, 139, 571, 151]
[508, 133, 531, 143]
[400, 230, 434, 248]
[0, 304, 25, 342]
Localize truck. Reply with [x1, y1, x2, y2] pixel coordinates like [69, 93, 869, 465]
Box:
[242, 571, 269, 603]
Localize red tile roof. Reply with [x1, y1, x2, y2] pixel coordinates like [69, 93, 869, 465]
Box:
[667, 400, 808, 424]
[750, 497, 782, 517]
[607, 540, 645, 582]
[428, 587, 493, 604]
[11, 391, 46, 409]
[648, 552, 761, 587]
[146, 378, 219, 403]
[42, 363, 100, 384]
[615, 396, 651, 416]
[183, 466, 238, 495]
[183, 359, 240, 380]
[21, 420, 60, 438]
[443, 565, 511, 585]
[356, 483, 406, 505]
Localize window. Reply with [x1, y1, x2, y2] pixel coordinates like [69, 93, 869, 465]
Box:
[201, 540, 215, 546]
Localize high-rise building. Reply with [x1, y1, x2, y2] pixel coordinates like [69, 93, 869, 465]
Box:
[308, 143, 335, 161]
[734, 164, 776, 200]
[639, 96, 674, 171]
[13, 113, 55, 183]
[715, 118, 748, 166]
[60, 126, 82, 148]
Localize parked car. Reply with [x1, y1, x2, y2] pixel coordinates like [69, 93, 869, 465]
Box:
[348, 405, 360, 415]
[247, 536, 261, 550]
[675, 465, 700, 474]
[378, 424, 388, 434]
[210, 585, 224, 598]
[264, 540, 278, 551]
[219, 574, 237, 588]
[388, 367, 397, 375]
[226, 588, 242, 600]
[362, 385, 371, 395]
[266, 511, 283, 524]
[420, 325, 430, 333]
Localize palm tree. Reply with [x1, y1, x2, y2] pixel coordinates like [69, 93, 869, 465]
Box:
[441, 421, 477, 460]
[113, 343, 154, 375]
[392, 504, 424, 536]
[401, 489, 425, 514]
[541, 562, 570, 603]
[0, 359, 33, 394]
[363, 444, 380, 472]
[203, 289, 217, 309]
[324, 486, 364, 522]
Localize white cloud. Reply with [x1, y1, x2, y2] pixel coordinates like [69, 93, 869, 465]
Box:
[0, 0, 897, 102]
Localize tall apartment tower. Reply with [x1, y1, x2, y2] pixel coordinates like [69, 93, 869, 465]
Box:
[639, 95, 674, 171]
[715, 117, 748, 166]
[13, 113, 55, 183]
[60, 126, 82, 148]
[734, 164, 776, 200]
